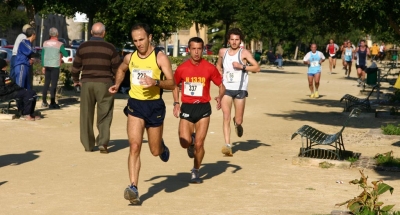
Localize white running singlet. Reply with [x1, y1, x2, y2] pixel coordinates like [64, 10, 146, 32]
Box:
[222, 48, 248, 90]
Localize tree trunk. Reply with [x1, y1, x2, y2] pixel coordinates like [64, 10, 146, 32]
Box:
[195, 22, 200, 37]
[223, 22, 230, 48]
[294, 41, 301, 60]
[86, 14, 95, 40]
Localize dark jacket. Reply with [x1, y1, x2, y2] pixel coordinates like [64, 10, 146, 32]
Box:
[0, 70, 22, 99]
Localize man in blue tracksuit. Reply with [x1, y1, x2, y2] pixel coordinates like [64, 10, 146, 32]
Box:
[12, 28, 36, 90]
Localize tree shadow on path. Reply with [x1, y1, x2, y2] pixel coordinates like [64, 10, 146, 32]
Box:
[139, 161, 242, 204]
[0, 150, 41, 168]
[231, 139, 271, 154]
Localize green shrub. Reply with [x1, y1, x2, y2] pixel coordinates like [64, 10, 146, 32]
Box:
[381, 124, 400, 135]
[336, 169, 395, 214]
[374, 151, 400, 168]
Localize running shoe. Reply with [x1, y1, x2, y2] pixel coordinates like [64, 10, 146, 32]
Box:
[159, 139, 170, 162]
[221, 144, 233, 156]
[314, 91, 319, 98]
[187, 133, 195, 158]
[233, 117, 243, 137]
[310, 93, 315, 98]
[41, 102, 49, 108]
[124, 185, 141, 205]
[49, 103, 60, 109]
[190, 169, 202, 184]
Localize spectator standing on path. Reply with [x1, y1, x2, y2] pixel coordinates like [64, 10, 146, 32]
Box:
[379, 42, 386, 63]
[355, 40, 370, 86]
[172, 37, 225, 183]
[71, 22, 121, 153]
[13, 28, 36, 90]
[340, 40, 348, 70]
[275, 40, 284, 69]
[0, 59, 40, 121]
[108, 23, 175, 205]
[303, 43, 325, 98]
[216, 28, 260, 157]
[342, 42, 355, 77]
[10, 24, 31, 78]
[370, 42, 379, 62]
[41, 27, 69, 109]
[325, 39, 339, 74]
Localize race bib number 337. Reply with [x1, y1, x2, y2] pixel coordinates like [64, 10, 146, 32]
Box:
[183, 82, 203, 97]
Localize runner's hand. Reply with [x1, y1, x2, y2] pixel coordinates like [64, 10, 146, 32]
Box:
[232, 61, 242, 70]
[215, 96, 221, 110]
[139, 74, 155, 88]
[173, 104, 180, 118]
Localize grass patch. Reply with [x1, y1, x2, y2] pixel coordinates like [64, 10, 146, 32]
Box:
[346, 156, 359, 163]
[319, 161, 335, 168]
[306, 187, 315, 190]
[374, 151, 400, 168]
[381, 124, 400, 135]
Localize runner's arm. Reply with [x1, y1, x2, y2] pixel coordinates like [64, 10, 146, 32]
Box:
[109, 53, 130, 94]
[239, 49, 261, 73]
[155, 51, 175, 90]
[215, 83, 225, 110]
[172, 70, 180, 118]
[216, 48, 226, 75]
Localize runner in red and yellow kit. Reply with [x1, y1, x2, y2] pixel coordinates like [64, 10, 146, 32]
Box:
[172, 37, 225, 183]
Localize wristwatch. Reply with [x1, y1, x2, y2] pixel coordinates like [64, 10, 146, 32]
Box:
[242, 65, 247, 71]
[173, 102, 180, 106]
[155, 79, 160, 86]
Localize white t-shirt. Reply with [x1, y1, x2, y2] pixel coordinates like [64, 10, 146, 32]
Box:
[12, 33, 27, 56]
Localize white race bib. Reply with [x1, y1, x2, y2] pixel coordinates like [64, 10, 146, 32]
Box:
[310, 61, 319, 67]
[131, 69, 153, 86]
[183, 82, 203, 97]
[225, 70, 241, 83]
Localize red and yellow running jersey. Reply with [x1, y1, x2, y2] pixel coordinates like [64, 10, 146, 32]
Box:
[174, 59, 222, 104]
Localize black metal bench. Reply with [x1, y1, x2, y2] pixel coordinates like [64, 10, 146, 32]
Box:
[0, 98, 17, 114]
[291, 108, 361, 160]
[340, 85, 379, 112]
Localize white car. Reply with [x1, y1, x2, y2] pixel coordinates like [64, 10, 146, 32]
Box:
[62, 48, 76, 64]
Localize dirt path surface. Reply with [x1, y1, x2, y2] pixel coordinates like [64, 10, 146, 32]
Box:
[1, 60, 400, 215]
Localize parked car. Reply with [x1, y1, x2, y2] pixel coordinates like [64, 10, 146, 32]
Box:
[122, 42, 136, 56]
[166, 45, 188, 56]
[0, 48, 12, 63]
[62, 48, 76, 64]
[71, 39, 84, 49]
[203, 44, 213, 55]
[0, 38, 8, 48]
[58, 38, 69, 47]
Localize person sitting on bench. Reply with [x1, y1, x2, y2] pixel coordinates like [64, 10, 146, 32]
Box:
[267, 49, 282, 68]
[0, 59, 40, 121]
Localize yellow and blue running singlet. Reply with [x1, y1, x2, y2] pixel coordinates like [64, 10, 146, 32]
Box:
[128, 49, 164, 100]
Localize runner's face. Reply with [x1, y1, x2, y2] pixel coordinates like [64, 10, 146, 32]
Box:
[347, 42, 351, 47]
[228, 34, 241, 49]
[360, 41, 365, 47]
[311, 45, 317, 53]
[330, 40, 333, 44]
[131, 28, 152, 54]
[189, 41, 203, 62]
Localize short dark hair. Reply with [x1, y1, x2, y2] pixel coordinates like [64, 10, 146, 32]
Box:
[226, 28, 244, 41]
[131, 23, 152, 36]
[188, 37, 204, 48]
[25, 28, 36, 37]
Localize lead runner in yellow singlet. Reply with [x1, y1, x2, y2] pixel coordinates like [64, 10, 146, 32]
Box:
[108, 23, 175, 205]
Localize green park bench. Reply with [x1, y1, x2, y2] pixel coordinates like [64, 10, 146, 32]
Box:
[339, 85, 379, 112]
[291, 108, 361, 160]
[0, 98, 17, 114]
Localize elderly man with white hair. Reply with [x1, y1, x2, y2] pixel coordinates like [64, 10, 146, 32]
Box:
[41, 27, 69, 109]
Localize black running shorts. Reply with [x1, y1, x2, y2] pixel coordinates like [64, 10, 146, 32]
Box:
[179, 102, 211, 123]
